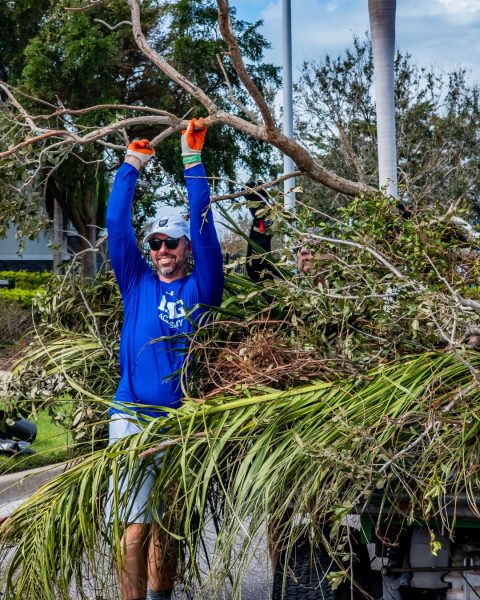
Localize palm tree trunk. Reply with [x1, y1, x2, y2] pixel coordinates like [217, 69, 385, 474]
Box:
[368, 0, 398, 197]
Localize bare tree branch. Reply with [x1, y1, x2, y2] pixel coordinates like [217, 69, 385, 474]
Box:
[211, 170, 302, 203]
[64, 0, 104, 13]
[0, 2, 377, 198]
[125, 0, 375, 197]
[126, 0, 219, 115]
[0, 115, 181, 158]
[216, 53, 260, 124]
[216, 0, 274, 129]
[94, 18, 132, 31]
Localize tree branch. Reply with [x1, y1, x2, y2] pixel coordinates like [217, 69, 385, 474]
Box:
[216, 53, 260, 124]
[0, 3, 379, 198]
[0, 115, 181, 158]
[211, 170, 302, 202]
[64, 0, 104, 13]
[216, 0, 275, 130]
[94, 18, 132, 31]
[126, 0, 219, 115]
[125, 0, 374, 196]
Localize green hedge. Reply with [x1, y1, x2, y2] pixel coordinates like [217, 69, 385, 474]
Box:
[0, 271, 51, 290]
[0, 271, 51, 307]
[0, 288, 39, 308]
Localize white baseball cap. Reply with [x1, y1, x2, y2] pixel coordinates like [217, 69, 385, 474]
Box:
[143, 214, 190, 244]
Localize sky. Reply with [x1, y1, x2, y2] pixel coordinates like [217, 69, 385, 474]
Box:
[232, 0, 480, 84]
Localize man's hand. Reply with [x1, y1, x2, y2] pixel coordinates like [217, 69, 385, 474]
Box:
[126, 139, 154, 169]
[181, 118, 206, 167]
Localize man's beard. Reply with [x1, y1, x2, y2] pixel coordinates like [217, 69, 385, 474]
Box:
[155, 249, 188, 277]
[157, 261, 180, 276]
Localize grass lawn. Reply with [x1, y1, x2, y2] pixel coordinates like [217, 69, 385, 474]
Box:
[0, 411, 70, 475]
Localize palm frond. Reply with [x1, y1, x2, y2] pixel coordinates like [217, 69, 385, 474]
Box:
[1, 350, 479, 597]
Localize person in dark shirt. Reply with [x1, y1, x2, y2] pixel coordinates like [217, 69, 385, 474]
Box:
[243, 180, 277, 282]
[105, 119, 223, 600]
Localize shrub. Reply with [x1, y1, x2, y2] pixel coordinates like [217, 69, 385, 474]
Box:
[0, 271, 51, 290]
[0, 298, 32, 349]
[0, 270, 52, 308]
[0, 288, 39, 308]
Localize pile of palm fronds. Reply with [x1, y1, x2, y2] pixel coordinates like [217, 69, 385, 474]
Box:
[1, 349, 480, 598]
[2, 194, 480, 597]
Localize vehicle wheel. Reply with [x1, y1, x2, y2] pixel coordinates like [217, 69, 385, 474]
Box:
[271, 535, 344, 600]
[271, 531, 381, 600]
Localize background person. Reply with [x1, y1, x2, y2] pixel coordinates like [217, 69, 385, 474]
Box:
[243, 180, 277, 282]
[105, 118, 223, 600]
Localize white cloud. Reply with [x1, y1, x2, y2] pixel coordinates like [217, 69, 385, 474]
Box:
[439, 0, 480, 21]
[234, 0, 480, 83]
[399, 0, 480, 24]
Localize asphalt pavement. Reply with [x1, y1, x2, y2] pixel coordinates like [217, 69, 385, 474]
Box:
[0, 463, 273, 599]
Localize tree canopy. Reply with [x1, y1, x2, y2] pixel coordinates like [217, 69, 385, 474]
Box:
[0, 0, 280, 273]
[294, 37, 480, 217]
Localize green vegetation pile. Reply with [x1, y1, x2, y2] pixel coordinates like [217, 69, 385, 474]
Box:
[2, 194, 480, 598]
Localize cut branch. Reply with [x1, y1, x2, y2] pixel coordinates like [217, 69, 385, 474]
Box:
[125, 0, 374, 197]
[0, 115, 180, 158]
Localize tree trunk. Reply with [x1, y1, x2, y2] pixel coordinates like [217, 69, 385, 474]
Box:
[76, 215, 97, 279]
[52, 199, 64, 274]
[368, 0, 398, 197]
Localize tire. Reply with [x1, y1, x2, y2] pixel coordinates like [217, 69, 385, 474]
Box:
[271, 532, 382, 600]
[271, 536, 344, 600]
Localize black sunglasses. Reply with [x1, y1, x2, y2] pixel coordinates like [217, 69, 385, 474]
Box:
[148, 237, 181, 251]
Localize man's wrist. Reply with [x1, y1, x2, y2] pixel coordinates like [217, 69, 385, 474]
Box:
[182, 154, 201, 166]
[124, 156, 142, 170]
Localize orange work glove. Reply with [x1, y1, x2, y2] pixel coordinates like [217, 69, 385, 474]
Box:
[126, 139, 155, 166]
[181, 118, 206, 166]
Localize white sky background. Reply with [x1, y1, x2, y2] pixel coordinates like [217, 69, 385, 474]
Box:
[233, 0, 480, 84]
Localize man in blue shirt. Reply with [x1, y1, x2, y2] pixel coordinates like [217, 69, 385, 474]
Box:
[106, 119, 223, 600]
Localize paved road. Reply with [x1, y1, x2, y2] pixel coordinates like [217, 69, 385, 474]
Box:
[0, 458, 272, 599]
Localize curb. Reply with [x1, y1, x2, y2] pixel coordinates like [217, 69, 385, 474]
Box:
[0, 463, 66, 518]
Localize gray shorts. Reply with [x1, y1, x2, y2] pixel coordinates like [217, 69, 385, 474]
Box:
[104, 414, 164, 525]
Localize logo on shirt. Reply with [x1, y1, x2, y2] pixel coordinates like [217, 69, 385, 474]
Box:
[158, 294, 186, 328]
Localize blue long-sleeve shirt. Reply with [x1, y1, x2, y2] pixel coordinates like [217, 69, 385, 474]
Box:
[106, 162, 223, 417]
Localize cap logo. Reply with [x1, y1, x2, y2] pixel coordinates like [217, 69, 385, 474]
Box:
[157, 218, 169, 227]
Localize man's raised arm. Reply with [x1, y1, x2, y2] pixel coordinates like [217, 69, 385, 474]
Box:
[106, 140, 154, 295]
[182, 119, 224, 306]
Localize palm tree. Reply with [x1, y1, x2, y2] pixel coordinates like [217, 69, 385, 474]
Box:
[368, 0, 398, 197]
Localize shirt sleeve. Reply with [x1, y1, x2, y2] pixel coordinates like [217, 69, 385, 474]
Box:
[184, 163, 224, 306]
[106, 163, 151, 296]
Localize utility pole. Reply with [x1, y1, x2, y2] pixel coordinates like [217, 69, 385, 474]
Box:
[282, 0, 295, 212]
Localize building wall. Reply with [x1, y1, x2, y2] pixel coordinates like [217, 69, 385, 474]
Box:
[0, 225, 53, 272]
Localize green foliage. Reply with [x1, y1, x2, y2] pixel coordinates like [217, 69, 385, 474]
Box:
[5, 273, 121, 449]
[0, 289, 38, 309]
[0, 0, 51, 80]
[0, 270, 51, 290]
[295, 36, 480, 215]
[2, 351, 480, 598]
[0, 271, 51, 308]
[3, 194, 480, 596]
